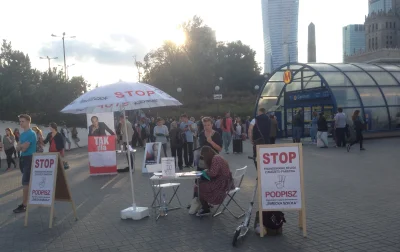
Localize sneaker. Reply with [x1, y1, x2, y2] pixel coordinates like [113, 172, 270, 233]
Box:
[13, 204, 26, 213]
[346, 144, 351, 152]
[196, 208, 211, 217]
[189, 198, 201, 215]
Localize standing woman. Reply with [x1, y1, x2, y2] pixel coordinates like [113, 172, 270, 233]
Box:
[310, 111, 318, 144]
[269, 115, 278, 144]
[44, 122, 69, 169]
[13, 128, 20, 159]
[3, 128, 17, 170]
[153, 118, 169, 157]
[347, 110, 366, 152]
[32, 126, 44, 153]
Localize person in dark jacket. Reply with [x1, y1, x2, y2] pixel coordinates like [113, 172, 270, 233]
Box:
[44, 122, 69, 169]
[317, 112, 329, 148]
[292, 109, 304, 143]
[251, 108, 271, 165]
[347, 110, 366, 152]
[88, 116, 115, 136]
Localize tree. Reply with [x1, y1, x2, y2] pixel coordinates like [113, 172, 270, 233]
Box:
[141, 16, 261, 112]
[0, 40, 90, 127]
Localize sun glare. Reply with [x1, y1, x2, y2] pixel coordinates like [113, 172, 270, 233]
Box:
[168, 29, 186, 45]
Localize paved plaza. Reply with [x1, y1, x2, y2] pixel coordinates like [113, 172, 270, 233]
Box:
[1, 138, 400, 252]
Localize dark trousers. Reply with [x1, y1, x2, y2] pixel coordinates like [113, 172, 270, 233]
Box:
[123, 142, 134, 169]
[5, 148, 16, 168]
[161, 143, 168, 157]
[14, 148, 20, 158]
[171, 146, 183, 169]
[335, 128, 346, 147]
[183, 142, 193, 166]
[350, 130, 363, 149]
[270, 137, 276, 144]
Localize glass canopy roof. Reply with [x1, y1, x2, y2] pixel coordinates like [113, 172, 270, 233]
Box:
[258, 63, 400, 131]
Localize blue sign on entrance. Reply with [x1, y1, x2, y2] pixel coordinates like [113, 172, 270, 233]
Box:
[287, 90, 330, 102]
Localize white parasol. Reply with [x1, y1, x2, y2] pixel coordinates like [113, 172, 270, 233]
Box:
[60, 81, 182, 220]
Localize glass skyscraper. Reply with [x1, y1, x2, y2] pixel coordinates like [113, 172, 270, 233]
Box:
[342, 24, 366, 60]
[369, 0, 392, 14]
[261, 0, 299, 74]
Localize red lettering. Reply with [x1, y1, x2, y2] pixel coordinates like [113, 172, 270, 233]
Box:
[34, 158, 55, 168]
[289, 152, 296, 163]
[270, 153, 278, 163]
[135, 90, 145, 96]
[105, 104, 113, 108]
[263, 153, 270, 164]
[115, 92, 124, 98]
[125, 90, 133, 96]
[123, 102, 129, 106]
[262, 152, 297, 164]
[279, 152, 288, 163]
[32, 190, 51, 196]
[147, 90, 155, 96]
[265, 191, 297, 198]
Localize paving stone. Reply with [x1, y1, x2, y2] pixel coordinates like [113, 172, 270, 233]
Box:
[1, 138, 400, 251]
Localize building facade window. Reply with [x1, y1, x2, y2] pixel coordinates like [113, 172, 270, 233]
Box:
[386, 22, 388, 28]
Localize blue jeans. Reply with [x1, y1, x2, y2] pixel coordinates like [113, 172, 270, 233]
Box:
[310, 127, 317, 142]
[292, 127, 302, 142]
[222, 132, 232, 152]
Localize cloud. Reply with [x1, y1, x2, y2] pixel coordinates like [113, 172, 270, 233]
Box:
[39, 34, 149, 66]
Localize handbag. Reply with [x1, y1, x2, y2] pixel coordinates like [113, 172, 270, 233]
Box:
[253, 119, 266, 145]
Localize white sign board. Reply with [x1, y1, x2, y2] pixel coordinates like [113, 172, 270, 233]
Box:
[258, 145, 302, 210]
[28, 154, 57, 205]
[161, 157, 176, 177]
[214, 94, 222, 100]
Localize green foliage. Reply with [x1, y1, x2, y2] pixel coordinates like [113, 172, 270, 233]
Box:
[141, 16, 261, 115]
[0, 40, 89, 127]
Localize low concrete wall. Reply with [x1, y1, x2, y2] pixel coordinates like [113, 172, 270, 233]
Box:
[0, 121, 88, 160]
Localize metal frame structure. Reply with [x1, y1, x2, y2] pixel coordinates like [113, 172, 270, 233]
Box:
[255, 62, 400, 134]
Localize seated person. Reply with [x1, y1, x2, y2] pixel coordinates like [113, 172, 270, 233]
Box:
[191, 146, 234, 216]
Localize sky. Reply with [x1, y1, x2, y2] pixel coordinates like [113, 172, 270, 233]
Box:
[0, 0, 368, 86]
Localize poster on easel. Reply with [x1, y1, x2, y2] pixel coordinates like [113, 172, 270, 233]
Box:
[25, 153, 78, 228]
[256, 143, 307, 237]
[142, 142, 162, 173]
[87, 112, 117, 175]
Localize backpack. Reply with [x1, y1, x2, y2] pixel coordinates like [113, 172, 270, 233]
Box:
[176, 129, 186, 147]
[254, 211, 286, 235]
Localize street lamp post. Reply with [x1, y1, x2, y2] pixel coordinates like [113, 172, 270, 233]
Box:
[40, 56, 58, 72]
[51, 32, 76, 79]
[58, 63, 76, 79]
[177, 87, 182, 114]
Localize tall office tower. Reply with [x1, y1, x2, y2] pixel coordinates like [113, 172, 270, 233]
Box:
[369, 0, 392, 14]
[342, 24, 366, 61]
[261, 0, 299, 74]
[308, 22, 316, 63]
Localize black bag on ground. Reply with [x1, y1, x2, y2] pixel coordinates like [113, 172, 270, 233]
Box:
[232, 139, 243, 153]
[254, 211, 286, 235]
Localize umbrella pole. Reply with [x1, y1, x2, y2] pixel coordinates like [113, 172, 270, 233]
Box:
[123, 110, 136, 210]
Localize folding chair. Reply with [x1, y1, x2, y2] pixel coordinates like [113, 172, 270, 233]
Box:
[213, 166, 247, 219]
[147, 164, 182, 209]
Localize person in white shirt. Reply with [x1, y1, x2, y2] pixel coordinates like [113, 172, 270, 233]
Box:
[61, 125, 71, 150]
[334, 108, 347, 147]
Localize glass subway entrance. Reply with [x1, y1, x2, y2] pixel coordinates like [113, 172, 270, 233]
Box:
[284, 89, 335, 138]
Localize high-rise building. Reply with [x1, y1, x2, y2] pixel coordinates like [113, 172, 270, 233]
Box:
[342, 24, 366, 61]
[261, 0, 299, 74]
[369, 0, 393, 14]
[308, 22, 316, 63]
